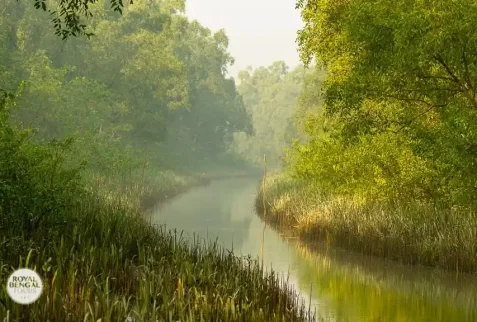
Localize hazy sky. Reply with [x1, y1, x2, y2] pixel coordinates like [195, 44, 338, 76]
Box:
[185, 0, 303, 79]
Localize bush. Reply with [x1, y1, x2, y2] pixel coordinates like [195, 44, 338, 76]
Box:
[0, 91, 84, 239]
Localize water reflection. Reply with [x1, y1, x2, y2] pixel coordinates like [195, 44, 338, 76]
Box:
[151, 178, 257, 251]
[289, 241, 477, 322]
[151, 178, 477, 322]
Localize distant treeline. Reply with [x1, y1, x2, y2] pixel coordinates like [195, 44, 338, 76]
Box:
[0, 0, 253, 175]
[232, 62, 325, 169]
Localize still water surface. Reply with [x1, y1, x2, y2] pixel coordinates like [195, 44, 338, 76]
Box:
[150, 178, 477, 322]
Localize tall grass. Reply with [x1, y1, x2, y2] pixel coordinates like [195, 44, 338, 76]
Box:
[83, 163, 262, 211]
[83, 169, 211, 211]
[256, 173, 477, 273]
[1, 187, 315, 321]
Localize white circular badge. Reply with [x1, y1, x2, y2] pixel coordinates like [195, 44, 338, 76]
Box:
[6, 268, 43, 305]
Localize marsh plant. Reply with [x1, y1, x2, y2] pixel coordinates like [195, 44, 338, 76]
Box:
[1, 193, 315, 321]
[256, 173, 477, 273]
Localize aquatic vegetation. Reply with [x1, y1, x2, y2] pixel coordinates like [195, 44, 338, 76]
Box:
[83, 169, 211, 211]
[256, 173, 477, 273]
[0, 187, 315, 321]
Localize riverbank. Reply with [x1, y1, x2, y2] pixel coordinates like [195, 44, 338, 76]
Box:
[256, 173, 477, 273]
[0, 117, 313, 320]
[1, 186, 314, 321]
[89, 166, 262, 211]
[1, 175, 315, 321]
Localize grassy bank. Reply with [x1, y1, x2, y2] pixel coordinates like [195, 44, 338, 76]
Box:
[256, 173, 477, 273]
[1, 187, 315, 321]
[0, 170, 314, 321]
[88, 164, 261, 211]
[0, 103, 314, 321]
[87, 170, 212, 211]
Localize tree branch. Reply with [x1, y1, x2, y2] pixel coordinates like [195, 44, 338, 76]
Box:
[433, 54, 477, 109]
[390, 105, 436, 134]
[382, 93, 448, 109]
[433, 54, 461, 84]
[416, 73, 456, 82]
[402, 87, 460, 94]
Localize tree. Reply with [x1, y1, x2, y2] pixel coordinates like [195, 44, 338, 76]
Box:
[291, 0, 477, 206]
[1, 0, 252, 173]
[27, 0, 130, 39]
[297, 0, 477, 129]
[232, 62, 309, 168]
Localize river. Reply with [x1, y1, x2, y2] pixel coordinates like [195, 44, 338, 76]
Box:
[149, 178, 477, 322]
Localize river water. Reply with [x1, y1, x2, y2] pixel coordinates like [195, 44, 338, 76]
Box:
[150, 178, 477, 322]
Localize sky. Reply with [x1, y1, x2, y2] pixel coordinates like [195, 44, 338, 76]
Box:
[185, 0, 303, 79]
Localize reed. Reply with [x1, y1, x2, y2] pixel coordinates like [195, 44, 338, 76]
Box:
[0, 184, 315, 321]
[256, 173, 477, 273]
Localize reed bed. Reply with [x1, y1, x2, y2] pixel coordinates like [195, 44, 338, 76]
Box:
[256, 173, 477, 273]
[81, 169, 210, 211]
[0, 186, 315, 321]
[85, 167, 259, 211]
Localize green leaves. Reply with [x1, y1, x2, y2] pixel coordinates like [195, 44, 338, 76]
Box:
[0, 89, 15, 110]
[33, 0, 46, 11]
[291, 0, 477, 207]
[29, 0, 131, 39]
[299, 0, 477, 115]
[2, 0, 252, 172]
[0, 96, 84, 237]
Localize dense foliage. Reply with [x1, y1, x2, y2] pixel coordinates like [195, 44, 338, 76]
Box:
[253, 0, 477, 274]
[1, 0, 252, 177]
[290, 0, 477, 208]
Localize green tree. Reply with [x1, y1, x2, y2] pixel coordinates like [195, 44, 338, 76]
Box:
[291, 0, 477, 206]
[1, 0, 252, 174]
[233, 62, 309, 168]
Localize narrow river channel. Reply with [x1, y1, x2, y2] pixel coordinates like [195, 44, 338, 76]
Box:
[150, 178, 477, 322]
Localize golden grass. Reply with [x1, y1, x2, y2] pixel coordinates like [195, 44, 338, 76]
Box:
[256, 173, 477, 273]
